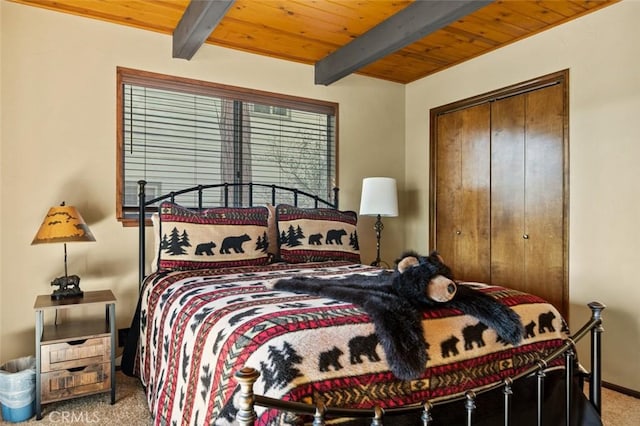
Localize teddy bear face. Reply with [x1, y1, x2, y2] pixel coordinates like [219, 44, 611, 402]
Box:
[393, 251, 457, 304]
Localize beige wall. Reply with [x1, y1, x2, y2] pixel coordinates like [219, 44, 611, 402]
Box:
[405, 0, 640, 391]
[0, 1, 405, 363]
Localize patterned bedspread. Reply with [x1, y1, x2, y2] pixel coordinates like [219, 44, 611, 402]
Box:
[137, 261, 568, 425]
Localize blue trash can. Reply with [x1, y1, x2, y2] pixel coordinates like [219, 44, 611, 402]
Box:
[0, 356, 36, 423]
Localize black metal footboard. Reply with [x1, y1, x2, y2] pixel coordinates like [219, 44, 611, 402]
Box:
[235, 302, 605, 426]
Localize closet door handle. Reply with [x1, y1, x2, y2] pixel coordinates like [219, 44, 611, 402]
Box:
[523, 234, 529, 239]
[456, 230, 462, 235]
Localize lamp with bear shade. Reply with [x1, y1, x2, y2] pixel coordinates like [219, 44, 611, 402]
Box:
[32, 202, 96, 300]
[359, 177, 398, 267]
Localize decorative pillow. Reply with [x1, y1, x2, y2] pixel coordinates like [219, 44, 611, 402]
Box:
[157, 202, 270, 270]
[276, 204, 360, 264]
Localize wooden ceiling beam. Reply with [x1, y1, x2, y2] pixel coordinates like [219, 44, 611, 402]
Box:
[173, 0, 235, 60]
[314, 0, 492, 85]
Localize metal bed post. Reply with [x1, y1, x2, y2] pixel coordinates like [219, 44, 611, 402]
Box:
[235, 367, 260, 426]
[588, 301, 605, 415]
[312, 394, 326, 426]
[503, 377, 513, 426]
[565, 346, 575, 426]
[465, 391, 476, 426]
[421, 401, 433, 426]
[138, 180, 147, 292]
[536, 360, 547, 426]
[223, 183, 230, 207]
[370, 406, 383, 426]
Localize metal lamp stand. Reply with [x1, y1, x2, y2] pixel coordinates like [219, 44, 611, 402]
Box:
[371, 214, 384, 267]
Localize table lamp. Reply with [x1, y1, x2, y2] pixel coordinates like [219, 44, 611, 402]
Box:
[32, 202, 96, 299]
[359, 177, 398, 267]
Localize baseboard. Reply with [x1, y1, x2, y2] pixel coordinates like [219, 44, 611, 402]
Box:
[603, 381, 640, 399]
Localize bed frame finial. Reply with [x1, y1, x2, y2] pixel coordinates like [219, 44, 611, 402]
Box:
[421, 401, 433, 425]
[370, 405, 384, 426]
[235, 367, 260, 426]
[313, 392, 326, 426]
[588, 301, 605, 415]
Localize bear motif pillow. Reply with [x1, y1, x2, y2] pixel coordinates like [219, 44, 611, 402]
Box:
[276, 204, 360, 264]
[157, 202, 270, 270]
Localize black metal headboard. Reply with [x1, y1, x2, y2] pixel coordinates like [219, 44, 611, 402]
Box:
[137, 180, 339, 289]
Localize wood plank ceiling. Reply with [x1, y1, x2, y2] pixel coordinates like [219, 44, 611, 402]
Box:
[10, 0, 619, 84]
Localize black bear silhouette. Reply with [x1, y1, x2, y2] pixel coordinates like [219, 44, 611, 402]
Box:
[349, 333, 381, 364]
[525, 320, 536, 338]
[441, 335, 460, 358]
[318, 347, 344, 372]
[220, 234, 251, 254]
[538, 311, 556, 333]
[463, 322, 488, 350]
[308, 233, 322, 245]
[195, 241, 216, 256]
[326, 229, 347, 244]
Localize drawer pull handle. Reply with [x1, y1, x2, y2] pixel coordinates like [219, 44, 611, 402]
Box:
[67, 339, 88, 346]
[67, 366, 87, 373]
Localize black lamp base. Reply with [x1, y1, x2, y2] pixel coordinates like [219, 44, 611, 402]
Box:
[50, 274, 84, 300]
[371, 214, 384, 267]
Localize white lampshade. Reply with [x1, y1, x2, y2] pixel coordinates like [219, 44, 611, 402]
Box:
[359, 177, 398, 217]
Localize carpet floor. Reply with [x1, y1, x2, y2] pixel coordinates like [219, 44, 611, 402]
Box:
[1, 371, 638, 425]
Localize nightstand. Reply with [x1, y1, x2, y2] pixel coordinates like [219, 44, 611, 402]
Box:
[33, 290, 116, 420]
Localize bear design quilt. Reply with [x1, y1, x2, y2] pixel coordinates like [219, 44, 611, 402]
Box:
[136, 261, 568, 426]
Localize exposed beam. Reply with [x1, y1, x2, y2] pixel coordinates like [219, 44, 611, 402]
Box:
[173, 0, 235, 60]
[314, 0, 492, 85]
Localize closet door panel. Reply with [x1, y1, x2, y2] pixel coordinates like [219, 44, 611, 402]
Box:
[459, 105, 491, 282]
[491, 96, 526, 288]
[435, 112, 462, 272]
[435, 104, 491, 282]
[524, 84, 566, 312]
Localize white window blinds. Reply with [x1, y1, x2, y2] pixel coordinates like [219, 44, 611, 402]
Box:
[117, 68, 337, 221]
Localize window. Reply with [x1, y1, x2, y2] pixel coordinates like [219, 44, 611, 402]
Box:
[116, 68, 338, 224]
[253, 104, 290, 119]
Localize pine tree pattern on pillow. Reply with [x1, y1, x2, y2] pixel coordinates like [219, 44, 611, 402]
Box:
[276, 204, 360, 263]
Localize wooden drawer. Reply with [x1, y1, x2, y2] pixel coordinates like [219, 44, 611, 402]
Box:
[41, 337, 110, 372]
[41, 363, 111, 403]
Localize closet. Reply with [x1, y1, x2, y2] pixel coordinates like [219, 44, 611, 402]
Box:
[430, 71, 568, 318]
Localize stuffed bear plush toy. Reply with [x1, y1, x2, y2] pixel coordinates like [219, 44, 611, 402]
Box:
[392, 251, 524, 345]
[273, 250, 524, 380]
[393, 250, 458, 303]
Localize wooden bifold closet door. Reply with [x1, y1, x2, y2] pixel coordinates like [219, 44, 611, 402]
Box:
[434, 103, 491, 283]
[430, 71, 568, 318]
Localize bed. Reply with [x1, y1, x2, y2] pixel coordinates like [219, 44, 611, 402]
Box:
[122, 181, 605, 426]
